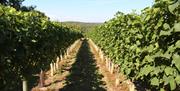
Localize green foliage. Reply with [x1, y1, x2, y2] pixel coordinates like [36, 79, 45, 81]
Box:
[0, 5, 82, 90]
[87, 0, 180, 90]
[0, 0, 35, 11]
[62, 21, 102, 34]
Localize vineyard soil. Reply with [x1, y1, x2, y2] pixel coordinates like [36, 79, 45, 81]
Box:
[32, 39, 129, 91]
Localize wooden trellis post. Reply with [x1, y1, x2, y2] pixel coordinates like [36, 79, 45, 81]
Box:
[39, 70, 45, 87]
[56, 57, 59, 70]
[60, 55, 63, 61]
[108, 60, 111, 72]
[115, 73, 120, 87]
[50, 63, 54, 76]
[53, 62, 56, 73]
[106, 57, 108, 68]
[111, 62, 114, 74]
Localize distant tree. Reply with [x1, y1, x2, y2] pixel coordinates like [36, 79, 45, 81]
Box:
[8, 0, 24, 10]
[0, 0, 7, 5]
[0, 0, 35, 11]
[21, 5, 36, 11]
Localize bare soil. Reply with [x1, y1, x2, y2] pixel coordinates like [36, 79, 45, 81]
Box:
[32, 39, 129, 91]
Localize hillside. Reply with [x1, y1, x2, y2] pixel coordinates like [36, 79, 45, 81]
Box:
[61, 21, 102, 33]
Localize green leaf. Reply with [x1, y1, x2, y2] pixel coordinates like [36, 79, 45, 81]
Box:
[136, 48, 141, 53]
[160, 88, 165, 91]
[31, 39, 37, 43]
[146, 44, 154, 52]
[140, 65, 154, 76]
[167, 45, 176, 53]
[168, 1, 179, 14]
[153, 8, 160, 13]
[162, 52, 171, 59]
[130, 45, 137, 50]
[154, 43, 159, 49]
[144, 55, 154, 62]
[136, 40, 141, 46]
[164, 67, 174, 76]
[0, 7, 4, 16]
[174, 23, 180, 32]
[172, 54, 180, 71]
[169, 78, 176, 90]
[9, 8, 16, 13]
[160, 30, 171, 36]
[153, 51, 163, 58]
[163, 23, 170, 30]
[175, 75, 180, 85]
[137, 34, 143, 39]
[152, 67, 161, 76]
[145, 15, 151, 21]
[163, 75, 170, 85]
[157, 18, 163, 28]
[125, 68, 131, 75]
[175, 40, 180, 48]
[151, 77, 159, 86]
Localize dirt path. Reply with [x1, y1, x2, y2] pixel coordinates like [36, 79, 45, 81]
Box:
[32, 39, 129, 91]
[59, 39, 106, 91]
[89, 40, 129, 91]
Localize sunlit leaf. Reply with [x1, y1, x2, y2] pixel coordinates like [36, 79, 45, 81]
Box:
[151, 77, 159, 86]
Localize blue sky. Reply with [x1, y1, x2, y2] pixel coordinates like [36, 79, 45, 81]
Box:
[23, 0, 154, 22]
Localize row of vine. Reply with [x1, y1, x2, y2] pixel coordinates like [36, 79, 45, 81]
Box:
[0, 5, 82, 90]
[87, 0, 180, 90]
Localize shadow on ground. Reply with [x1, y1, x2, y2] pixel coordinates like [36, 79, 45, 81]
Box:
[59, 39, 106, 91]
